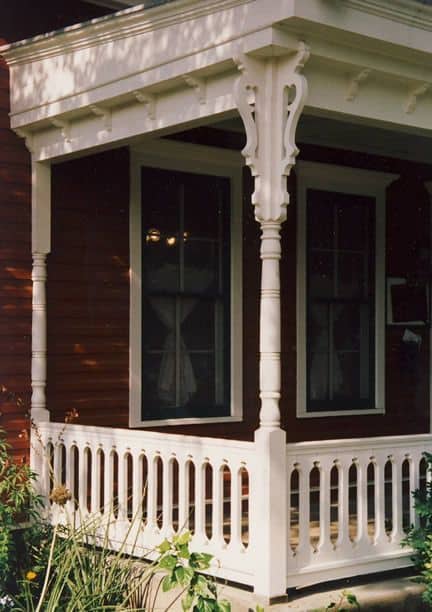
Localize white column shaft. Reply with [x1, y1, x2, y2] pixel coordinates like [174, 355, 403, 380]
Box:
[31, 161, 51, 423]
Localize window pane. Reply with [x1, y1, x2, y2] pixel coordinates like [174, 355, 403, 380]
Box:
[309, 304, 329, 352]
[309, 352, 329, 401]
[308, 251, 334, 298]
[182, 299, 214, 350]
[333, 352, 360, 400]
[333, 304, 360, 351]
[142, 352, 176, 409]
[183, 175, 221, 239]
[188, 353, 215, 408]
[143, 296, 175, 351]
[337, 202, 367, 250]
[337, 252, 365, 298]
[143, 244, 179, 292]
[307, 190, 334, 249]
[183, 240, 218, 294]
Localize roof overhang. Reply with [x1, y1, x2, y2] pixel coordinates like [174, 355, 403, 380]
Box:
[2, 0, 432, 162]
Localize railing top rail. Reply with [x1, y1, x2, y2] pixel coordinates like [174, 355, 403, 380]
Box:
[286, 433, 432, 457]
[35, 421, 254, 454]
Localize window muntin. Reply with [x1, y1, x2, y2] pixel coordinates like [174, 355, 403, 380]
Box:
[141, 167, 230, 420]
[306, 189, 375, 412]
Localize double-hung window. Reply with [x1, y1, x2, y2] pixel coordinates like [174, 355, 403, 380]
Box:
[296, 161, 396, 417]
[130, 141, 242, 426]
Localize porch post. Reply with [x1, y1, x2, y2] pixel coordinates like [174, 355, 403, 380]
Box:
[31, 160, 51, 424]
[234, 44, 309, 602]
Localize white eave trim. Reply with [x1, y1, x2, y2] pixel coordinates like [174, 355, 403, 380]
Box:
[0, 0, 254, 65]
[345, 0, 432, 31]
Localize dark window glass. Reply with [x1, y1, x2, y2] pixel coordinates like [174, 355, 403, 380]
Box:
[306, 189, 375, 412]
[141, 167, 230, 420]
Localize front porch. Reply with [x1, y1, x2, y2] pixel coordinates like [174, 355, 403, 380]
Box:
[36, 421, 432, 592]
[3, 0, 432, 604]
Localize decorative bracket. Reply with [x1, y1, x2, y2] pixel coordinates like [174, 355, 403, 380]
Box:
[234, 41, 309, 221]
[183, 75, 206, 104]
[133, 90, 156, 120]
[51, 118, 71, 143]
[282, 41, 310, 175]
[89, 104, 112, 131]
[15, 127, 34, 153]
[233, 52, 262, 177]
[345, 68, 371, 101]
[405, 82, 430, 114]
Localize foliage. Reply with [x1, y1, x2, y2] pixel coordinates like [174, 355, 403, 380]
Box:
[0, 430, 43, 595]
[325, 590, 360, 611]
[403, 451, 432, 604]
[156, 531, 230, 612]
[9, 511, 230, 611]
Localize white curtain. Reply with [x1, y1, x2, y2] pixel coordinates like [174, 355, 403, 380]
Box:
[150, 296, 197, 405]
[147, 263, 214, 406]
[309, 304, 343, 400]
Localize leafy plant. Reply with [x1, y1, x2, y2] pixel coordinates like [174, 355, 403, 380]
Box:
[156, 531, 230, 612]
[10, 509, 230, 612]
[403, 451, 432, 604]
[0, 429, 43, 595]
[325, 590, 360, 611]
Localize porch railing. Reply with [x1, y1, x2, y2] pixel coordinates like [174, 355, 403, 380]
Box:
[34, 422, 255, 586]
[33, 424, 432, 593]
[286, 434, 432, 587]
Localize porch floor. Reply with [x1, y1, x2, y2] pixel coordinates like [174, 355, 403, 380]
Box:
[218, 571, 426, 611]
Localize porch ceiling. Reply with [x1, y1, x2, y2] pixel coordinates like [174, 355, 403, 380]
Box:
[212, 113, 432, 166]
[2, 0, 432, 162]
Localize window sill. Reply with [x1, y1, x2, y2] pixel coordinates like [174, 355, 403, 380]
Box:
[129, 415, 243, 428]
[297, 407, 385, 419]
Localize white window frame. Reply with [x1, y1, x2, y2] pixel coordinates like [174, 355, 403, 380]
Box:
[296, 160, 398, 418]
[129, 139, 243, 427]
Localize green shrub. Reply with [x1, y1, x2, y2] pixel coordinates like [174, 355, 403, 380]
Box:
[0, 430, 43, 596]
[403, 451, 432, 605]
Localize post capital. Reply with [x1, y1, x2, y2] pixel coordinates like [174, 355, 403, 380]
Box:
[234, 41, 309, 224]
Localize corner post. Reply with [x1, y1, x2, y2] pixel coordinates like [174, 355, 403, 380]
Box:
[234, 43, 309, 603]
[31, 160, 51, 424]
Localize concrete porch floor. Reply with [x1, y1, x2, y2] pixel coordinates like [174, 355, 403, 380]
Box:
[216, 570, 427, 611]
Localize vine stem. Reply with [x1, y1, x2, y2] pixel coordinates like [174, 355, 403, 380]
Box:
[35, 522, 58, 612]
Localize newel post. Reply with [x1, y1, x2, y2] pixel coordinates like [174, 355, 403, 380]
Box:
[31, 160, 51, 424]
[234, 43, 309, 602]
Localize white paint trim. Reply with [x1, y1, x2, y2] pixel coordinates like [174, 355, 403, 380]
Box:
[295, 161, 398, 419]
[31, 160, 51, 423]
[129, 139, 243, 427]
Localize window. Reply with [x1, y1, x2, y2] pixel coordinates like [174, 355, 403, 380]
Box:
[296, 161, 397, 417]
[130, 141, 242, 426]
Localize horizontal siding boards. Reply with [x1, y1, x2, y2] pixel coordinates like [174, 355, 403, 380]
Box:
[0, 58, 31, 460]
[48, 149, 130, 427]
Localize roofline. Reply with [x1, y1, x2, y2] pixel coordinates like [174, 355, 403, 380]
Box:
[0, 0, 180, 61]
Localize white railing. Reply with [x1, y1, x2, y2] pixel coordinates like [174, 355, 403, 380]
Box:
[286, 434, 432, 588]
[33, 424, 432, 594]
[34, 422, 255, 586]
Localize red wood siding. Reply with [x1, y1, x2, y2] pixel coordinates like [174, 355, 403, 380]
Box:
[0, 58, 31, 459]
[48, 150, 130, 428]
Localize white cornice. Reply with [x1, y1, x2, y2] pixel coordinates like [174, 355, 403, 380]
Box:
[345, 0, 432, 31]
[0, 0, 254, 65]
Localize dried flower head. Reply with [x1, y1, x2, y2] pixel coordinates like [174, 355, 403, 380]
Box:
[49, 484, 72, 506]
[64, 408, 79, 424]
